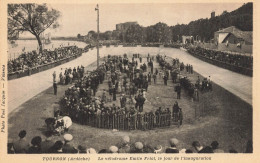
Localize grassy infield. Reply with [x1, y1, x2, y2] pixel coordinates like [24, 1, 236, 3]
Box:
[8, 55, 252, 153]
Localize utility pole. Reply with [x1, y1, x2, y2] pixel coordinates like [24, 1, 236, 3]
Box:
[95, 4, 100, 67]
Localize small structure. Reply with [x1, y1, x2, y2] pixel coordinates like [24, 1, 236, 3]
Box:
[214, 26, 252, 45]
[182, 36, 194, 44]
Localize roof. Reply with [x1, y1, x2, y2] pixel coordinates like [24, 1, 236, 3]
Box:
[216, 26, 252, 44]
[117, 22, 138, 25]
[216, 26, 237, 33]
[232, 31, 252, 44]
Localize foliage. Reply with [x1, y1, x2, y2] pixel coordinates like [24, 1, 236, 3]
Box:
[170, 3, 253, 42]
[8, 4, 61, 53]
[125, 24, 144, 43]
[116, 3, 252, 43]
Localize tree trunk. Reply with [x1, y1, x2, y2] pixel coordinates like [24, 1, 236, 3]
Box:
[35, 34, 43, 54]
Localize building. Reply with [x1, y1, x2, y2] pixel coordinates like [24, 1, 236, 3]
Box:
[115, 22, 138, 42]
[116, 22, 138, 32]
[214, 26, 253, 45]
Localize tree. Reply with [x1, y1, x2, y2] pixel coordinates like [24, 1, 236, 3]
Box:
[8, 4, 60, 53]
[88, 30, 97, 40]
[103, 31, 112, 40]
[170, 2, 252, 42]
[125, 24, 143, 43]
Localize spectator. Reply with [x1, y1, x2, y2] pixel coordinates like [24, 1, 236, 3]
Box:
[118, 136, 131, 153]
[211, 141, 224, 153]
[175, 83, 181, 99]
[41, 131, 55, 153]
[53, 81, 57, 95]
[28, 136, 42, 153]
[165, 138, 179, 153]
[179, 108, 183, 125]
[8, 46, 83, 74]
[78, 145, 87, 153]
[132, 142, 144, 153]
[53, 71, 56, 83]
[153, 73, 157, 84]
[62, 134, 78, 153]
[87, 148, 97, 154]
[109, 146, 119, 153]
[154, 145, 163, 154]
[192, 141, 213, 153]
[13, 130, 30, 153]
[7, 142, 15, 154]
[48, 141, 64, 153]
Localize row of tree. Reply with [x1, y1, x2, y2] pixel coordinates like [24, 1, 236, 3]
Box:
[8, 3, 252, 54]
[80, 3, 252, 44]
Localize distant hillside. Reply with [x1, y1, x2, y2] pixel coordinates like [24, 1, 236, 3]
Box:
[171, 3, 253, 42]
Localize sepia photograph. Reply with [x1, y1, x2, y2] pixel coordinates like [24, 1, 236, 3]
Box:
[0, 0, 257, 162]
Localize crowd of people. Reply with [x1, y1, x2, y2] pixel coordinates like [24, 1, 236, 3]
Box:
[55, 53, 210, 132]
[8, 52, 252, 154]
[155, 54, 204, 102]
[56, 54, 183, 131]
[187, 46, 253, 69]
[8, 129, 252, 153]
[8, 46, 83, 74]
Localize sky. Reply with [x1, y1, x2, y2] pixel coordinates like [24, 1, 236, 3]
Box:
[21, 3, 245, 38]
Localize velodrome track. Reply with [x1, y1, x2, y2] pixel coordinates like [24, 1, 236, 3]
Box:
[8, 45, 252, 114]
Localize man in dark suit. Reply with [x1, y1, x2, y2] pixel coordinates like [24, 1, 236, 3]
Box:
[137, 94, 145, 112]
[120, 94, 127, 108]
[53, 81, 57, 95]
[175, 83, 181, 99]
[41, 131, 55, 153]
[163, 75, 168, 85]
[48, 141, 64, 153]
[27, 136, 42, 153]
[165, 138, 179, 153]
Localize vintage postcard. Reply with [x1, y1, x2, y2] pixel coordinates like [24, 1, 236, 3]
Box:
[0, 0, 258, 162]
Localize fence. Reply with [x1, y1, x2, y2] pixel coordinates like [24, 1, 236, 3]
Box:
[69, 112, 180, 131]
[8, 53, 82, 80]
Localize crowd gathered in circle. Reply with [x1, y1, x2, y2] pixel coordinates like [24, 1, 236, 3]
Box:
[43, 52, 216, 136]
[56, 53, 199, 132]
